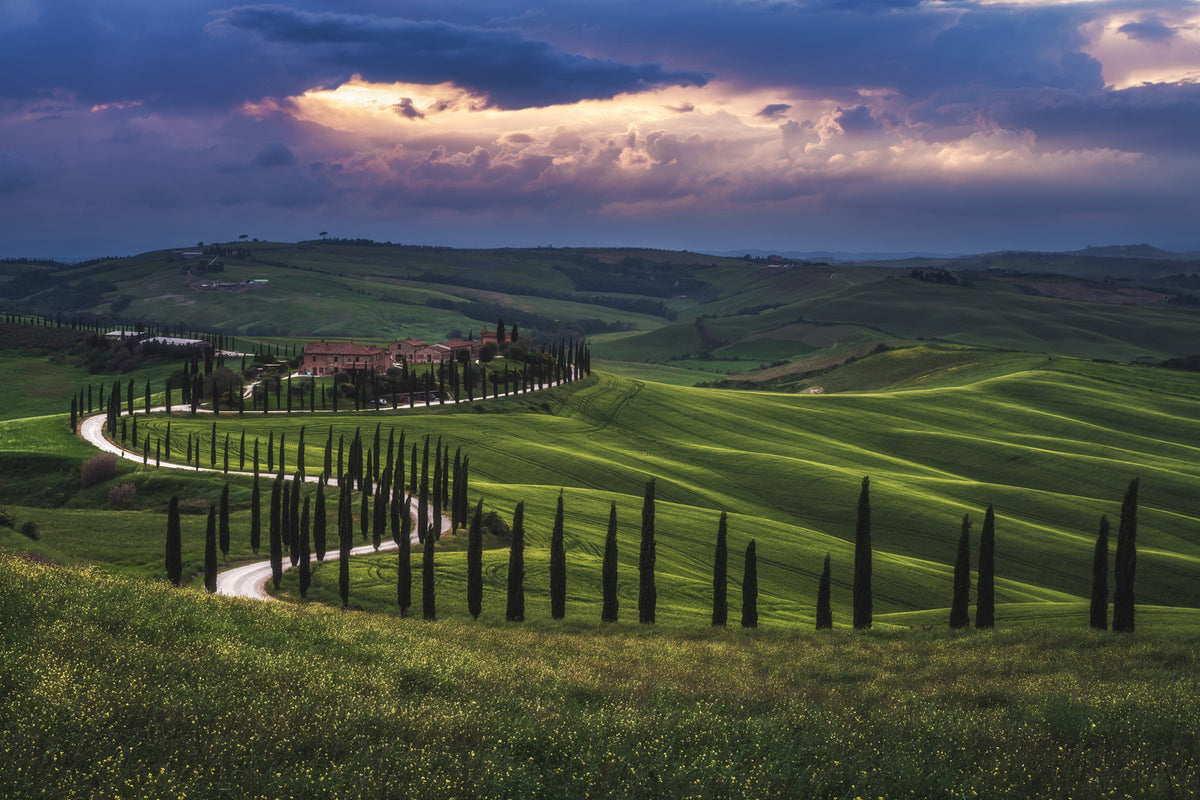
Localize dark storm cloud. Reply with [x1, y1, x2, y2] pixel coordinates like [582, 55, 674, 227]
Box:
[252, 141, 296, 167]
[393, 98, 425, 120]
[1118, 16, 1178, 43]
[757, 104, 792, 119]
[208, 4, 710, 108]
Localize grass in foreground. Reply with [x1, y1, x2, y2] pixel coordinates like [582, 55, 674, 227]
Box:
[2, 555, 1197, 800]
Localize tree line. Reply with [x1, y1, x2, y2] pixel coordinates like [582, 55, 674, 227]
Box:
[168, 465, 1144, 632]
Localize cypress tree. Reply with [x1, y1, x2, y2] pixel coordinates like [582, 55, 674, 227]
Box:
[638, 478, 657, 625]
[359, 484, 370, 543]
[816, 553, 833, 630]
[550, 489, 567, 620]
[253, 438, 259, 474]
[601, 502, 619, 623]
[741, 539, 758, 629]
[398, 495, 413, 616]
[239, 429, 245, 471]
[976, 505, 996, 629]
[950, 514, 971, 630]
[418, 437, 429, 543]
[711, 511, 728, 626]
[70, 396, 77, 431]
[314, 479, 327, 562]
[289, 472, 302, 566]
[451, 448, 463, 530]
[852, 477, 873, 630]
[204, 503, 218, 593]
[324, 426, 333, 480]
[297, 425, 306, 479]
[409, 442, 418, 493]
[337, 434, 345, 482]
[267, 430, 274, 473]
[339, 477, 352, 609]
[250, 473, 261, 554]
[372, 488, 386, 551]
[278, 432, 286, 475]
[165, 495, 182, 586]
[1090, 515, 1110, 631]
[218, 482, 231, 557]
[431, 437, 443, 536]
[299, 496, 312, 599]
[422, 517, 436, 621]
[1113, 478, 1139, 633]
[467, 499, 484, 620]
[269, 473, 283, 590]
[506, 501, 525, 622]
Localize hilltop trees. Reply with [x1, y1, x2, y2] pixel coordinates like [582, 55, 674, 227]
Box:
[950, 515, 971, 630]
[550, 490, 566, 620]
[601, 502, 619, 623]
[1113, 479, 1139, 633]
[711, 511, 728, 627]
[639, 479, 657, 625]
[506, 501, 525, 622]
[975, 505, 996, 630]
[1091, 515, 1110, 631]
[853, 477, 872, 630]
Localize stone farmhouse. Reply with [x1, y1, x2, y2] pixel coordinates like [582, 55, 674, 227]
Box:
[301, 341, 391, 377]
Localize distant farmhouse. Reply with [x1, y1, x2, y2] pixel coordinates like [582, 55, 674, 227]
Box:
[303, 326, 508, 376]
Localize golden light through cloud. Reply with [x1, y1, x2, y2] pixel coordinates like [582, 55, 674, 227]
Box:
[1086, 11, 1200, 89]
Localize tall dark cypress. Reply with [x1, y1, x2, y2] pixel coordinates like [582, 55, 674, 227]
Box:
[250, 474, 262, 554]
[422, 519, 436, 621]
[1112, 478, 1139, 633]
[601, 502, 619, 623]
[1090, 515, 1110, 631]
[324, 426, 333, 480]
[298, 496, 311, 599]
[398, 495, 412, 616]
[269, 473, 283, 590]
[950, 514, 971, 630]
[297, 425, 306, 479]
[289, 473, 302, 566]
[267, 430, 274, 473]
[976, 505, 996, 629]
[550, 490, 567, 620]
[431, 438, 443, 536]
[638, 478, 657, 624]
[339, 476, 352, 609]
[204, 503, 218, 593]
[451, 447, 463, 531]
[409, 442, 418, 493]
[314, 479, 327, 562]
[372, 489, 386, 551]
[852, 477, 873, 630]
[741, 539, 758, 629]
[712, 511, 728, 626]
[418, 437, 430, 543]
[506, 501, 526, 622]
[359, 483, 370, 543]
[456, 501, 478, 623]
[218, 483, 231, 557]
[816, 553, 833, 630]
[165, 495, 182, 586]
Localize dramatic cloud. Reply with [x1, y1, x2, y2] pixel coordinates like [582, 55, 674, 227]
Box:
[3, 0, 1200, 257]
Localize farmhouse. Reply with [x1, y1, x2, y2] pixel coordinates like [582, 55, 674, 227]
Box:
[302, 340, 390, 376]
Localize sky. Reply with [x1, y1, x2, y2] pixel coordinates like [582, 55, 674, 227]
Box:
[2, 0, 1200, 259]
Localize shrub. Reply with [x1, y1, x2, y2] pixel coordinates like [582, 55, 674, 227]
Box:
[80, 453, 118, 488]
[0, 507, 16, 529]
[108, 483, 136, 507]
[19, 520, 39, 541]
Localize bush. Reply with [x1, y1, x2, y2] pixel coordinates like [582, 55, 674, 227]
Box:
[19, 520, 39, 541]
[0, 508, 15, 529]
[108, 483, 136, 507]
[80, 453, 118, 488]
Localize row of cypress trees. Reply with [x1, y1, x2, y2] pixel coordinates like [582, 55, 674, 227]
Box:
[168, 461, 1143, 631]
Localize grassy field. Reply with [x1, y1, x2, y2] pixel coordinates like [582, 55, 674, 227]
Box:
[3, 554, 1198, 799]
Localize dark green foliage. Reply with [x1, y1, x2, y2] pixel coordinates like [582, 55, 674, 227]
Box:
[165, 495, 182, 586]
[601, 502, 619, 623]
[269, 474, 283, 590]
[816, 553, 833, 630]
[976, 505, 995, 629]
[204, 504, 217, 594]
[339, 476, 351, 609]
[467, 499, 483, 620]
[741, 539, 758, 629]
[639, 478, 657, 625]
[549, 490, 566, 620]
[422, 523, 436, 621]
[313, 479, 326, 562]
[1113, 478, 1139, 633]
[712, 511, 728, 627]
[1091, 515, 1110, 631]
[853, 477, 873, 630]
[950, 515, 971, 630]
[418, 437, 429, 544]
[218, 483, 230, 557]
[432, 438, 443, 537]
[249, 474, 261, 554]
[289, 473, 302, 566]
[372, 490, 385, 551]
[506, 501, 525, 622]
[359, 485, 369, 543]
[298, 497, 311, 599]
[398, 495, 412, 617]
[324, 426, 333, 480]
[267, 431, 274, 474]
